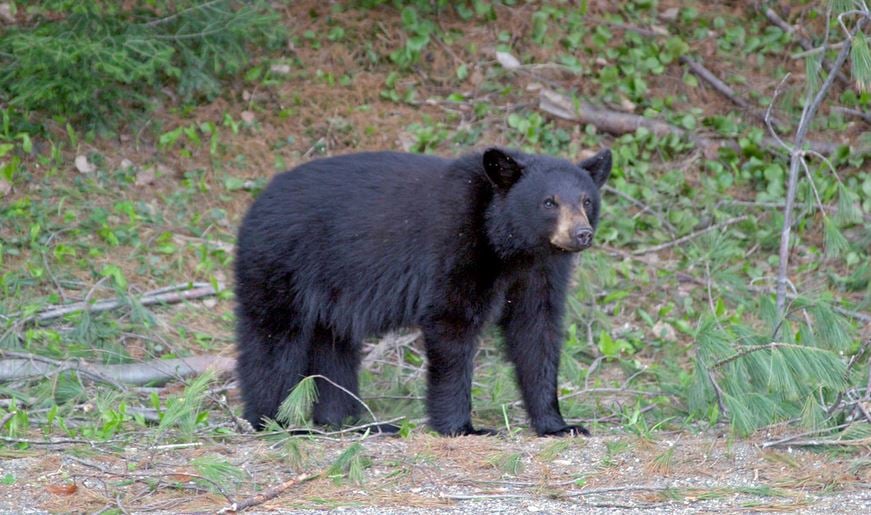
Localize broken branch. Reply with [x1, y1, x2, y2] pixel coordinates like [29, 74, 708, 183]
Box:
[775, 17, 865, 314]
[680, 56, 785, 130]
[218, 472, 319, 513]
[631, 215, 749, 256]
[10, 281, 224, 325]
[538, 89, 845, 156]
[0, 352, 235, 386]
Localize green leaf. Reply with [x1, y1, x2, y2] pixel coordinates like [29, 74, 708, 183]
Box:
[598, 330, 619, 357]
[100, 264, 127, 289]
[456, 63, 469, 81]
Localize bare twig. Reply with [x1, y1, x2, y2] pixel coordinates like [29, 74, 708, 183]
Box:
[218, 472, 319, 513]
[631, 216, 749, 256]
[0, 352, 235, 386]
[775, 17, 866, 314]
[7, 281, 224, 325]
[538, 89, 846, 156]
[680, 56, 784, 129]
[709, 342, 838, 370]
[763, 7, 850, 86]
[307, 374, 379, 425]
[0, 435, 93, 445]
[764, 436, 871, 448]
[833, 106, 871, 124]
[761, 422, 853, 448]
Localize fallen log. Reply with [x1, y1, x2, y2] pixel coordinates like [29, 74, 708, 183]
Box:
[0, 353, 235, 386]
[538, 89, 849, 156]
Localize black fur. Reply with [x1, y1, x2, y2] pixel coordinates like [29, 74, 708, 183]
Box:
[234, 147, 611, 436]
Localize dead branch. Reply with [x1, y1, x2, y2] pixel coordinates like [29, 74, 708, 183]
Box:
[0, 352, 235, 386]
[631, 215, 749, 256]
[362, 331, 421, 367]
[833, 106, 871, 124]
[763, 7, 851, 86]
[775, 17, 866, 314]
[763, 436, 871, 448]
[680, 56, 785, 129]
[671, 274, 871, 324]
[9, 281, 224, 325]
[538, 89, 845, 156]
[218, 472, 319, 513]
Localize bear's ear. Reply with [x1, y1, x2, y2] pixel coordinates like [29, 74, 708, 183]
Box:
[483, 148, 524, 190]
[578, 148, 612, 189]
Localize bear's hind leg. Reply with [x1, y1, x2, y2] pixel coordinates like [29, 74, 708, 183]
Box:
[236, 315, 312, 429]
[308, 326, 362, 428]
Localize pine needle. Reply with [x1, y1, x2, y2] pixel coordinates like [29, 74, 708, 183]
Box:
[851, 30, 871, 92]
[276, 376, 318, 426]
[835, 183, 863, 226]
[327, 442, 370, 485]
[823, 217, 849, 258]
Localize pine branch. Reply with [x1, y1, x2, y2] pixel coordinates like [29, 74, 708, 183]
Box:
[708, 342, 839, 370]
[775, 15, 867, 314]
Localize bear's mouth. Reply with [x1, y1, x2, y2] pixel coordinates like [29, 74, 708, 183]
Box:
[551, 241, 589, 253]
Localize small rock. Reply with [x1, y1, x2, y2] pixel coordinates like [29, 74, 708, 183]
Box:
[135, 166, 156, 186]
[495, 51, 521, 70]
[0, 3, 15, 23]
[240, 110, 256, 124]
[396, 132, 415, 152]
[270, 63, 292, 75]
[652, 321, 678, 342]
[660, 7, 679, 21]
[0, 178, 11, 197]
[242, 90, 252, 101]
[120, 159, 134, 170]
[74, 155, 96, 174]
[526, 82, 542, 92]
[651, 24, 671, 36]
[203, 297, 217, 308]
[619, 96, 637, 112]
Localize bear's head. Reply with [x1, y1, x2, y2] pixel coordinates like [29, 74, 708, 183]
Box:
[483, 147, 611, 257]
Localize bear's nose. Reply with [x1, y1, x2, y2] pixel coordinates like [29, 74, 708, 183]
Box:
[575, 228, 593, 249]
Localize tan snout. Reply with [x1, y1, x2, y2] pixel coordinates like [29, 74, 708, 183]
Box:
[550, 205, 593, 252]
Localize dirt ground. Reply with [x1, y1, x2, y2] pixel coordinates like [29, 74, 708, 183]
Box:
[1, 428, 869, 513]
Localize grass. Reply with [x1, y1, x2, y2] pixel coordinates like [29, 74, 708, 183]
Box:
[0, 0, 869, 511]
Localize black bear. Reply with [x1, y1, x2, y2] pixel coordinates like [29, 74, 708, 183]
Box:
[234, 147, 611, 436]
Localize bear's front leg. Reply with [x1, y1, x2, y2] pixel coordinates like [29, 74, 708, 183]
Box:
[500, 265, 589, 437]
[421, 320, 494, 436]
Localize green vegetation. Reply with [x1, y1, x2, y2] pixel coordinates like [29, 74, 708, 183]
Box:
[0, 0, 869, 510]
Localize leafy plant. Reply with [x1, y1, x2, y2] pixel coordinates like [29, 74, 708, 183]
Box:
[0, 1, 285, 129]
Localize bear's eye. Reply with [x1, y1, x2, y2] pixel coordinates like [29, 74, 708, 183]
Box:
[583, 198, 592, 209]
[543, 197, 557, 209]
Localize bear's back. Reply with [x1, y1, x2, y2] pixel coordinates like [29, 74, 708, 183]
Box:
[235, 151, 494, 340]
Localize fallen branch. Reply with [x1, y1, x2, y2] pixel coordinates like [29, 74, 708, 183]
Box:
[764, 7, 851, 86]
[774, 17, 865, 314]
[9, 281, 224, 325]
[0, 352, 235, 386]
[680, 56, 785, 129]
[833, 106, 871, 124]
[763, 436, 871, 448]
[631, 215, 749, 256]
[709, 341, 836, 369]
[538, 89, 846, 156]
[673, 271, 871, 324]
[218, 472, 319, 513]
